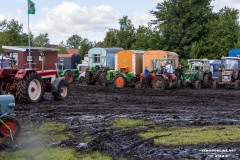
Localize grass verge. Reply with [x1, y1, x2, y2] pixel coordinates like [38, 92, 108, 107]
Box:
[139, 125, 240, 146]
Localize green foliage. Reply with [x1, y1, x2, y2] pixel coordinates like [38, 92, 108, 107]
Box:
[151, 0, 213, 58]
[80, 38, 94, 59]
[197, 7, 239, 59]
[66, 34, 82, 49]
[33, 33, 50, 47]
[0, 19, 30, 52]
[139, 125, 240, 146]
[103, 28, 118, 47]
[116, 16, 136, 49]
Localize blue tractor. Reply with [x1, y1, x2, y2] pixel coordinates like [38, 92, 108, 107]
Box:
[0, 95, 21, 137]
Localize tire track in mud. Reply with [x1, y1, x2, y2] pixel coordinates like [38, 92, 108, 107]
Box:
[12, 82, 240, 159]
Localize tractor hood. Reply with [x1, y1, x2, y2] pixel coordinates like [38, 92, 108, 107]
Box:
[183, 71, 199, 82]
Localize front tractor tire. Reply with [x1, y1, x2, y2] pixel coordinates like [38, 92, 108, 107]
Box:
[52, 80, 70, 101]
[203, 73, 212, 88]
[0, 116, 21, 137]
[234, 80, 240, 90]
[99, 72, 107, 87]
[16, 72, 44, 103]
[64, 71, 74, 84]
[152, 76, 166, 90]
[85, 71, 96, 85]
[114, 75, 126, 88]
[194, 80, 201, 89]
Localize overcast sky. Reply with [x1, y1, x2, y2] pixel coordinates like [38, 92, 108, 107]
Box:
[0, 0, 239, 45]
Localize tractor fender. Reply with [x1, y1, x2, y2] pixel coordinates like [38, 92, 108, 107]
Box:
[51, 77, 65, 92]
[62, 69, 71, 75]
[15, 69, 35, 80]
[117, 73, 127, 78]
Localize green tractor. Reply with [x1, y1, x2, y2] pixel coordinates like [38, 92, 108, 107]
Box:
[55, 63, 80, 84]
[113, 68, 137, 88]
[85, 65, 109, 87]
[179, 59, 212, 89]
[85, 66, 137, 88]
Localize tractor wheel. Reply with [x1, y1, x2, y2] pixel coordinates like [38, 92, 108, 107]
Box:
[16, 72, 44, 103]
[99, 72, 107, 87]
[114, 75, 126, 88]
[135, 82, 143, 89]
[79, 76, 85, 83]
[194, 80, 201, 89]
[64, 71, 73, 84]
[203, 73, 212, 88]
[152, 77, 166, 90]
[0, 79, 6, 95]
[85, 71, 96, 85]
[212, 80, 219, 89]
[234, 80, 240, 90]
[0, 116, 21, 137]
[52, 80, 69, 101]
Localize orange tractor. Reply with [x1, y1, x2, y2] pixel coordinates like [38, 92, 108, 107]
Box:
[136, 58, 178, 90]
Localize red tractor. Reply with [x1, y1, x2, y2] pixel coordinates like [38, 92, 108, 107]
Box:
[0, 53, 69, 103]
[136, 58, 178, 90]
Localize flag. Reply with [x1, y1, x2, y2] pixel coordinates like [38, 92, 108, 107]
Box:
[28, 0, 35, 14]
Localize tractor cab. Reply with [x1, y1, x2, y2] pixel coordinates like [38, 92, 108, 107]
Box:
[188, 59, 210, 72]
[55, 63, 66, 70]
[151, 58, 176, 75]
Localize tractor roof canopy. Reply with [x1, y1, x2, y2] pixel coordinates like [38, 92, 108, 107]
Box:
[221, 57, 240, 70]
[188, 59, 210, 72]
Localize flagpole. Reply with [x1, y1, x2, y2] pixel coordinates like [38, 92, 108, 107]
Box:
[28, 11, 31, 69]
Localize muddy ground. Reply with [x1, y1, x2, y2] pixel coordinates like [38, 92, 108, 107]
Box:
[3, 83, 240, 159]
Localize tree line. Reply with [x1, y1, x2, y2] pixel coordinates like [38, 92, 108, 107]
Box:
[0, 0, 239, 60]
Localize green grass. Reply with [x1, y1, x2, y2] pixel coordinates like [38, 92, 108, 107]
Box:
[139, 125, 240, 146]
[112, 118, 154, 130]
[80, 135, 92, 142]
[0, 121, 112, 160]
[0, 148, 112, 160]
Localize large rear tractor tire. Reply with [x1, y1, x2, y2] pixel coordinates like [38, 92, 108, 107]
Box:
[234, 80, 240, 90]
[85, 71, 96, 85]
[0, 79, 6, 95]
[52, 80, 70, 101]
[64, 71, 74, 84]
[99, 72, 107, 87]
[114, 75, 126, 88]
[194, 80, 201, 89]
[16, 72, 44, 103]
[203, 73, 212, 88]
[152, 77, 166, 90]
[0, 116, 21, 137]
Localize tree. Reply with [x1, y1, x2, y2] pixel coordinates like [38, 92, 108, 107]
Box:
[103, 29, 118, 47]
[79, 38, 94, 59]
[116, 16, 135, 49]
[66, 34, 82, 48]
[0, 19, 29, 52]
[191, 7, 239, 59]
[151, 0, 213, 58]
[33, 33, 50, 46]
